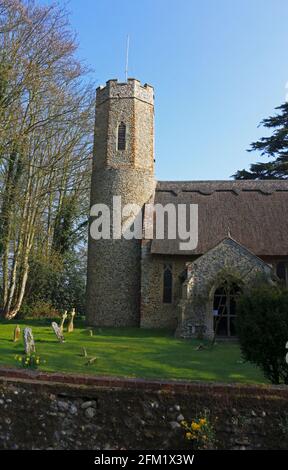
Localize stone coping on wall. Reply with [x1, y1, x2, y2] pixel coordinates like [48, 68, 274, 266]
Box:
[0, 366, 287, 397]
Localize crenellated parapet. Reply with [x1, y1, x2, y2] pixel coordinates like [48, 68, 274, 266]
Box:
[96, 78, 154, 106]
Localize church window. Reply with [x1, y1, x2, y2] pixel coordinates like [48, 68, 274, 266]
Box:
[276, 262, 288, 286]
[117, 122, 126, 150]
[163, 264, 173, 303]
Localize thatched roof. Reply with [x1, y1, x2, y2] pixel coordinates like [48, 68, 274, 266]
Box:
[149, 180, 288, 256]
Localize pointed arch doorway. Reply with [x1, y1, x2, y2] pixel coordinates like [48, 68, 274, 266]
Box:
[213, 281, 241, 337]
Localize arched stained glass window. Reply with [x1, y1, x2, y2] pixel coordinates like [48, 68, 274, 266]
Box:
[117, 122, 126, 150]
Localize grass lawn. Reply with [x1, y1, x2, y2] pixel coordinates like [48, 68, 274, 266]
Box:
[0, 319, 266, 384]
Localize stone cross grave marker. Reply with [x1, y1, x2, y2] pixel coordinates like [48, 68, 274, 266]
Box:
[13, 325, 21, 342]
[67, 308, 76, 333]
[60, 310, 68, 333]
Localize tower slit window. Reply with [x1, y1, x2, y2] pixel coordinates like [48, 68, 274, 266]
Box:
[117, 122, 126, 150]
[163, 264, 173, 303]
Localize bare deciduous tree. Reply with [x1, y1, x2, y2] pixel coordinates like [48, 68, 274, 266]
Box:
[0, 0, 94, 318]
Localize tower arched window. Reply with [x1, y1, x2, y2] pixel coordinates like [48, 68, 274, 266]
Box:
[117, 122, 126, 150]
[163, 264, 173, 303]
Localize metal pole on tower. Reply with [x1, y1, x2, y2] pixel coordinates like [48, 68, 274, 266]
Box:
[125, 34, 130, 81]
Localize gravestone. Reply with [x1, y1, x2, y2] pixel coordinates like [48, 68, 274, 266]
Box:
[59, 311, 68, 333]
[67, 308, 76, 333]
[51, 322, 65, 343]
[23, 328, 36, 355]
[13, 325, 21, 342]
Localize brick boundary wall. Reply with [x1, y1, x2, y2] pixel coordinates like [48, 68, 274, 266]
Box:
[0, 367, 287, 450]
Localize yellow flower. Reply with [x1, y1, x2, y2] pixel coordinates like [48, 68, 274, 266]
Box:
[186, 432, 193, 440]
[199, 418, 207, 425]
[191, 422, 200, 431]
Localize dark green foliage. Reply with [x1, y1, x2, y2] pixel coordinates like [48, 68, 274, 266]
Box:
[0, 148, 23, 256]
[51, 252, 86, 314]
[21, 251, 86, 317]
[234, 102, 288, 180]
[237, 285, 288, 384]
[52, 195, 80, 255]
[0, 54, 12, 108]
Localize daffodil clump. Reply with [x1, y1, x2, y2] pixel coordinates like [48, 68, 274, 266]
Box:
[15, 354, 45, 369]
[180, 414, 215, 449]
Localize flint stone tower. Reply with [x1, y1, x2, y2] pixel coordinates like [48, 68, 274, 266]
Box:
[86, 79, 155, 326]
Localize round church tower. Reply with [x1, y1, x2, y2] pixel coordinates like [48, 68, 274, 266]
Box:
[86, 79, 155, 326]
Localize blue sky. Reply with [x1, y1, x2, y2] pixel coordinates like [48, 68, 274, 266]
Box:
[62, 0, 288, 180]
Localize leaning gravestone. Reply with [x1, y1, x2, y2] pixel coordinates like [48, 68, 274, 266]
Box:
[51, 322, 65, 343]
[13, 325, 21, 342]
[23, 327, 36, 355]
